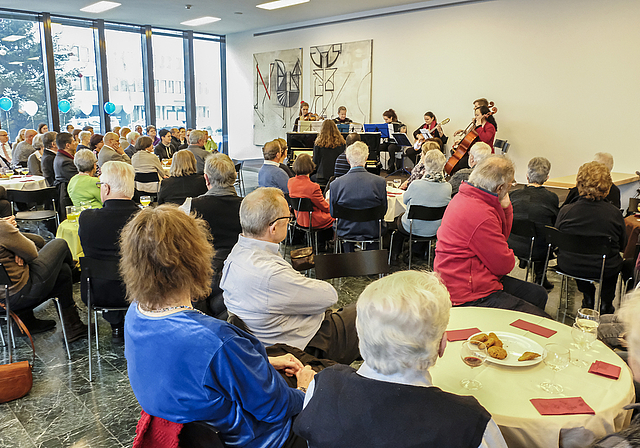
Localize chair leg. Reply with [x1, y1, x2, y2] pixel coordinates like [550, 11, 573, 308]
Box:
[408, 237, 413, 270]
[428, 240, 433, 267]
[524, 260, 530, 283]
[95, 311, 100, 352]
[88, 295, 92, 382]
[53, 298, 71, 360]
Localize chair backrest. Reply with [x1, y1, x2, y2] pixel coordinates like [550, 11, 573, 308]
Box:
[288, 196, 314, 213]
[629, 197, 640, 214]
[407, 205, 447, 222]
[6, 186, 57, 205]
[510, 219, 537, 239]
[80, 256, 121, 282]
[234, 162, 242, 173]
[544, 226, 611, 255]
[179, 421, 225, 448]
[331, 203, 386, 222]
[0, 263, 10, 287]
[314, 250, 390, 280]
[135, 172, 160, 183]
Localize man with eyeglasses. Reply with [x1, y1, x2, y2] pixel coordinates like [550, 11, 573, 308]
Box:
[434, 155, 549, 316]
[221, 187, 360, 365]
[0, 130, 11, 168]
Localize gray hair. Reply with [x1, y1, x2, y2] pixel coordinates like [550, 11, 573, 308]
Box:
[100, 161, 135, 198]
[422, 149, 446, 176]
[469, 155, 515, 193]
[126, 131, 140, 144]
[74, 149, 97, 173]
[79, 131, 91, 143]
[527, 157, 551, 185]
[189, 129, 206, 145]
[594, 152, 614, 172]
[239, 187, 285, 237]
[42, 131, 57, 149]
[345, 141, 368, 167]
[357, 270, 451, 375]
[104, 132, 119, 147]
[469, 142, 492, 166]
[204, 153, 236, 188]
[32, 134, 44, 150]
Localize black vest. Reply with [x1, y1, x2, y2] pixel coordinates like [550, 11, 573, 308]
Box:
[294, 364, 491, 448]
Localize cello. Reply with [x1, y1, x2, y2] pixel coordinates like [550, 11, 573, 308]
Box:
[444, 102, 497, 175]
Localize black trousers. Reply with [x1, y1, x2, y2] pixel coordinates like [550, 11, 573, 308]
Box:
[305, 305, 360, 365]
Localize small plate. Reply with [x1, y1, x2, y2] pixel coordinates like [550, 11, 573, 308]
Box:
[468, 331, 544, 367]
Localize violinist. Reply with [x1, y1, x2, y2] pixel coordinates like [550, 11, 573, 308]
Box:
[379, 108, 406, 172]
[409, 112, 448, 165]
[474, 105, 497, 149]
[294, 101, 320, 131]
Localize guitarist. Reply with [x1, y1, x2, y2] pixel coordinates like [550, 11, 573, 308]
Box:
[409, 112, 448, 165]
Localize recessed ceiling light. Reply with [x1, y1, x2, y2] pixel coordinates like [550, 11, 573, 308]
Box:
[256, 0, 309, 10]
[180, 16, 221, 26]
[2, 35, 26, 42]
[80, 1, 121, 13]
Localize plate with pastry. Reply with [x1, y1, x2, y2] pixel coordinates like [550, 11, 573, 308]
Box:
[467, 331, 543, 367]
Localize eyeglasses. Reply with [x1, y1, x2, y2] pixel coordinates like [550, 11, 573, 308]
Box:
[269, 213, 295, 226]
[96, 181, 108, 187]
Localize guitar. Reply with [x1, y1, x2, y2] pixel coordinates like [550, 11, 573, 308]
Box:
[445, 103, 497, 175]
[420, 118, 450, 138]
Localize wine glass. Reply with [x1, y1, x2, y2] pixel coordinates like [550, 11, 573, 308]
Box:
[540, 343, 570, 394]
[140, 196, 152, 207]
[571, 323, 596, 367]
[460, 341, 488, 390]
[576, 308, 600, 333]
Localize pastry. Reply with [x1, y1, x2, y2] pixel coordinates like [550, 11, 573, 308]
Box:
[518, 351, 541, 361]
[488, 346, 507, 360]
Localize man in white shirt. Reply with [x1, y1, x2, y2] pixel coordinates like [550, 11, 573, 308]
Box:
[0, 129, 11, 167]
[221, 187, 360, 364]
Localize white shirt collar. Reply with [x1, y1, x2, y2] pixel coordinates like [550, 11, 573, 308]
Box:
[263, 160, 280, 167]
[237, 234, 281, 255]
[357, 361, 433, 388]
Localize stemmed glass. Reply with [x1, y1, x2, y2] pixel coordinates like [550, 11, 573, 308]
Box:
[140, 196, 152, 207]
[460, 341, 488, 390]
[571, 322, 597, 366]
[540, 343, 570, 394]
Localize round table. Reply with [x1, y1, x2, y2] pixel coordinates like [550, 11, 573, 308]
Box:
[55, 219, 83, 261]
[385, 186, 405, 222]
[0, 175, 48, 191]
[430, 307, 635, 448]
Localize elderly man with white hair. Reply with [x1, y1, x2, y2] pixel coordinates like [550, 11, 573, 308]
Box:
[329, 141, 387, 252]
[435, 155, 549, 316]
[448, 141, 493, 196]
[97, 131, 131, 168]
[294, 270, 507, 448]
[563, 152, 620, 209]
[78, 161, 138, 342]
[186, 129, 213, 174]
[123, 131, 140, 158]
[77, 130, 92, 151]
[221, 187, 359, 364]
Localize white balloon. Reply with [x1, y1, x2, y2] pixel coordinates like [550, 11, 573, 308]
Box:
[80, 102, 94, 116]
[22, 100, 38, 117]
[122, 102, 135, 114]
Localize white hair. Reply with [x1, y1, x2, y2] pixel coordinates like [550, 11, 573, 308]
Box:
[345, 141, 368, 167]
[74, 149, 97, 173]
[356, 270, 451, 375]
[469, 155, 515, 193]
[204, 152, 236, 187]
[79, 131, 91, 143]
[100, 161, 135, 198]
[469, 142, 492, 166]
[527, 157, 551, 184]
[593, 152, 614, 172]
[32, 134, 44, 150]
[422, 149, 446, 176]
[126, 131, 140, 144]
[620, 291, 640, 373]
[189, 129, 206, 145]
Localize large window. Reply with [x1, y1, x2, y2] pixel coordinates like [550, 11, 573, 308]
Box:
[0, 15, 49, 139]
[193, 36, 222, 148]
[105, 28, 146, 130]
[51, 21, 100, 131]
[152, 31, 185, 128]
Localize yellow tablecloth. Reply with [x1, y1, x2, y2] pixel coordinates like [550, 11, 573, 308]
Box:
[431, 307, 635, 448]
[0, 175, 48, 191]
[56, 219, 83, 261]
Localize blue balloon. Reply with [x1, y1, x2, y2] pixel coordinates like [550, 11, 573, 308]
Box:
[58, 100, 71, 113]
[0, 97, 13, 112]
[103, 102, 116, 115]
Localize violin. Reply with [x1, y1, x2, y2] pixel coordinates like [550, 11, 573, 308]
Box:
[302, 112, 320, 121]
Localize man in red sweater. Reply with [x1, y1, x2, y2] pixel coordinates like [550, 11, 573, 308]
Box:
[434, 156, 548, 317]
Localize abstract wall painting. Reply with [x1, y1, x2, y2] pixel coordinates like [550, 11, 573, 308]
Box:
[253, 48, 302, 145]
[309, 39, 372, 124]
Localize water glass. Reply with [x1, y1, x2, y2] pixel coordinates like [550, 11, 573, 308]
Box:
[540, 343, 570, 394]
[66, 205, 80, 223]
[79, 200, 92, 211]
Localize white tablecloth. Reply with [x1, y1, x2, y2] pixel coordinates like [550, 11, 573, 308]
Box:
[0, 175, 48, 191]
[431, 307, 635, 448]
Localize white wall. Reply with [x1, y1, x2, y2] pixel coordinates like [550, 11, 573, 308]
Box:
[226, 0, 640, 181]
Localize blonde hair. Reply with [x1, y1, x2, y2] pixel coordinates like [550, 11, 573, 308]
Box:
[576, 161, 612, 201]
[119, 205, 214, 308]
[170, 150, 197, 177]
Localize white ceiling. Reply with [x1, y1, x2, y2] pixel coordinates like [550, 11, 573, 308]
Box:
[0, 0, 452, 35]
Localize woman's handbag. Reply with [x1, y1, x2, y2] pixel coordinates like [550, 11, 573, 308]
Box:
[0, 304, 35, 403]
[290, 247, 315, 271]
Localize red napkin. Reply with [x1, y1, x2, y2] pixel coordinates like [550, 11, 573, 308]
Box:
[530, 397, 595, 416]
[510, 319, 557, 338]
[446, 328, 482, 342]
[589, 361, 621, 380]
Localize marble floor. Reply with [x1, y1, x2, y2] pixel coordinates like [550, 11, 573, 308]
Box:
[0, 162, 591, 447]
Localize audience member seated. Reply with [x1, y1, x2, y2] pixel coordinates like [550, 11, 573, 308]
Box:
[0, 129, 11, 167]
[27, 134, 43, 176]
[329, 141, 386, 252]
[390, 150, 451, 263]
[119, 127, 130, 150]
[400, 141, 441, 190]
[447, 142, 493, 196]
[333, 133, 361, 179]
[186, 153, 242, 319]
[53, 132, 78, 188]
[563, 152, 621, 210]
[12, 129, 36, 168]
[123, 131, 139, 158]
[41, 131, 57, 187]
[131, 136, 166, 194]
[97, 132, 131, 167]
[153, 129, 174, 161]
[276, 138, 294, 178]
[89, 133, 103, 159]
[146, 125, 159, 146]
[556, 161, 626, 315]
[313, 120, 346, 187]
[1, 215, 86, 339]
[288, 154, 335, 252]
[122, 204, 313, 448]
[221, 187, 360, 365]
[77, 130, 91, 151]
[67, 149, 102, 209]
[157, 149, 207, 205]
[186, 130, 211, 175]
[258, 140, 290, 194]
[79, 161, 139, 342]
[508, 157, 559, 289]
[294, 270, 508, 448]
[434, 156, 549, 317]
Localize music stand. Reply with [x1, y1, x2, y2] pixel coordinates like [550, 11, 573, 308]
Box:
[363, 123, 390, 139]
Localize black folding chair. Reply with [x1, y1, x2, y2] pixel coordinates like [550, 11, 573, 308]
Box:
[331, 203, 386, 254]
[287, 196, 318, 254]
[0, 263, 14, 351]
[314, 250, 389, 280]
[6, 187, 59, 232]
[388, 205, 447, 269]
[134, 172, 160, 203]
[233, 161, 245, 197]
[80, 257, 129, 381]
[509, 219, 538, 283]
[542, 226, 611, 322]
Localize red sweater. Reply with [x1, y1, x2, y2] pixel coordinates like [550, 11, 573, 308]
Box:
[434, 182, 514, 305]
[475, 122, 496, 150]
[288, 175, 335, 229]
